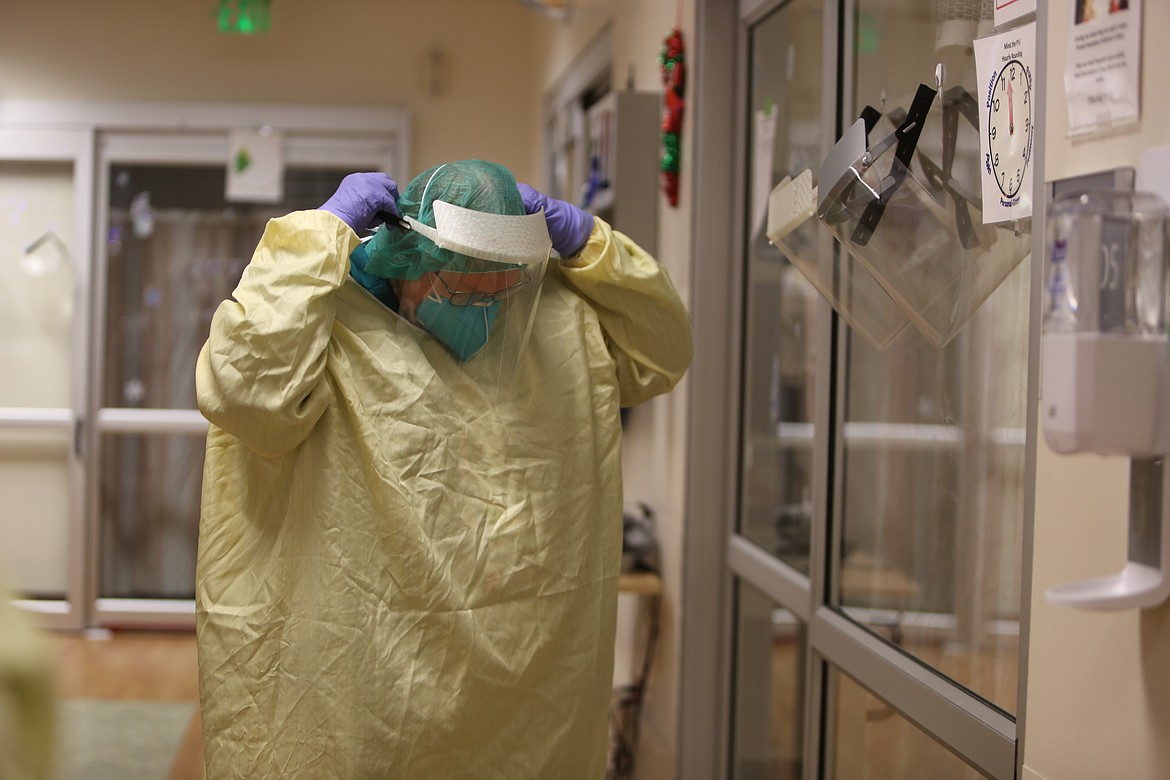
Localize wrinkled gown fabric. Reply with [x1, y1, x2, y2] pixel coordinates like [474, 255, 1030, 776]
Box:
[0, 577, 56, 780]
[195, 210, 692, 779]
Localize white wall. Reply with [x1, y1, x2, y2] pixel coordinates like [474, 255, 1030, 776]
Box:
[0, 0, 544, 182]
[533, 3, 694, 777]
[1025, 3, 1170, 779]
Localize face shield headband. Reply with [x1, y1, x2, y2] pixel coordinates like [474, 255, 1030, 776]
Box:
[403, 200, 553, 267]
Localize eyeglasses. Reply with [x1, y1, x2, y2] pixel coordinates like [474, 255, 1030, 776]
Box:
[429, 267, 531, 306]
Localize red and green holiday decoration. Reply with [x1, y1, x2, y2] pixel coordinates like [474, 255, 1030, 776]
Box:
[658, 26, 685, 207]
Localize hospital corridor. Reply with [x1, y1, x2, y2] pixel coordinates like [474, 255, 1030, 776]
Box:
[3, 1, 1170, 779]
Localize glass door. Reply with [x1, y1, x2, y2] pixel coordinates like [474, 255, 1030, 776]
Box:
[0, 129, 94, 629]
[730, 3, 830, 777]
[836, 0, 1028, 720]
[91, 131, 400, 626]
[712, 0, 1033, 778]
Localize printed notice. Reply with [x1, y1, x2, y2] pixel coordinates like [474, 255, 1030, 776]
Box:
[752, 104, 777, 238]
[1065, 0, 1141, 136]
[226, 128, 285, 203]
[995, 0, 1036, 28]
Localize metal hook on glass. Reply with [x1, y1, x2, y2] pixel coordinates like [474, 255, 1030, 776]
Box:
[850, 83, 937, 246]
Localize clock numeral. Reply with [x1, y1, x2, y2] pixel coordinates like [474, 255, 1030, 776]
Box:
[1023, 89, 1029, 105]
[993, 97, 1001, 112]
[993, 152, 1000, 167]
[991, 126, 997, 140]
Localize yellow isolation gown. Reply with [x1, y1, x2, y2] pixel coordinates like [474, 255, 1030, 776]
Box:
[195, 210, 692, 779]
[0, 578, 55, 780]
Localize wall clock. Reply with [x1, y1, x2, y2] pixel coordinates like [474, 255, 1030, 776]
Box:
[988, 58, 1033, 200]
[975, 21, 1037, 223]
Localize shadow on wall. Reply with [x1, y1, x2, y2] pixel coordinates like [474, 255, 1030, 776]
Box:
[1140, 604, 1170, 767]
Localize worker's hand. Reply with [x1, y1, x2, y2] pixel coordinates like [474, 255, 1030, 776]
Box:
[319, 173, 400, 234]
[517, 183, 595, 258]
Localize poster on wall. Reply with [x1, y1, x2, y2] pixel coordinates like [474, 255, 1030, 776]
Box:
[975, 21, 1037, 223]
[752, 103, 777, 238]
[226, 128, 284, 203]
[1065, 0, 1142, 137]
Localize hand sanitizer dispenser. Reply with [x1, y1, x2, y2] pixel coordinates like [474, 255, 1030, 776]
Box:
[1042, 189, 1170, 455]
[1042, 187, 1170, 609]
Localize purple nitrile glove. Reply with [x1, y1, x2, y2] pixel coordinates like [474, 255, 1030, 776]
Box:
[319, 172, 400, 234]
[517, 183, 595, 258]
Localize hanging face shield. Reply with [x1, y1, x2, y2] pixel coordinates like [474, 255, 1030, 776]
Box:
[351, 160, 552, 394]
[814, 83, 1031, 346]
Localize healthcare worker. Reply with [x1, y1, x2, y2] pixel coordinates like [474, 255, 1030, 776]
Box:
[195, 159, 692, 779]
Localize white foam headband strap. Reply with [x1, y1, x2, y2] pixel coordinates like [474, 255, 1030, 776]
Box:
[405, 200, 552, 266]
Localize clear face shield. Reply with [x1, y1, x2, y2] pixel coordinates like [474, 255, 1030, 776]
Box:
[395, 199, 552, 394]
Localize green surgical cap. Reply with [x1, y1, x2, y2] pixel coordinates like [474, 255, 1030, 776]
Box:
[361, 159, 525, 280]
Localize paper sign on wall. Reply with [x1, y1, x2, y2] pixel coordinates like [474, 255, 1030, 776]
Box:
[1065, 0, 1142, 137]
[752, 104, 778, 238]
[226, 128, 284, 203]
[995, 0, 1036, 27]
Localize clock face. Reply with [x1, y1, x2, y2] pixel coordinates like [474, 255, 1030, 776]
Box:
[987, 59, 1032, 199]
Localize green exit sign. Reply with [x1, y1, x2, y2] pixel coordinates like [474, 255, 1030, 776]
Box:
[216, 0, 271, 34]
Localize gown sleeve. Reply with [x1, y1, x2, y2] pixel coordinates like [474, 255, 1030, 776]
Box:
[196, 210, 359, 457]
[556, 218, 693, 407]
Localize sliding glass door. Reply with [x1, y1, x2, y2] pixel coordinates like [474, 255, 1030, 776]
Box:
[91, 131, 400, 626]
[685, 1, 1035, 778]
[3, 103, 407, 629]
[731, 3, 825, 776]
